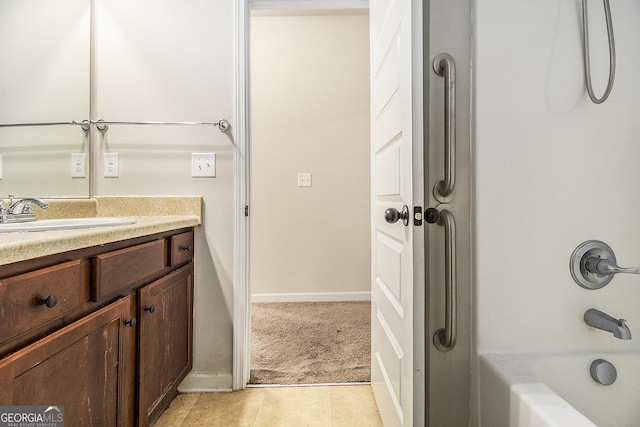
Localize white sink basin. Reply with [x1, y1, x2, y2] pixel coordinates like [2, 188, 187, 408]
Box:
[0, 217, 136, 232]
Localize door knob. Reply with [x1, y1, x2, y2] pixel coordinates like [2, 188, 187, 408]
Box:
[424, 207, 441, 224]
[384, 205, 409, 226]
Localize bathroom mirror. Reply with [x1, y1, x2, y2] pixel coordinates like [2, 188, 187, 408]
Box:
[0, 0, 91, 198]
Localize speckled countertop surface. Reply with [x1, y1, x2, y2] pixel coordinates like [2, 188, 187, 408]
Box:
[0, 197, 202, 266]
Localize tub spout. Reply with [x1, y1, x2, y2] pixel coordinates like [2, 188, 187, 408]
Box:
[584, 308, 631, 340]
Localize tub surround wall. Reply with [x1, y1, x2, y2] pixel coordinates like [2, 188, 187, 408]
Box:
[474, 0, 640, 424]
[475, 0, 640, 351]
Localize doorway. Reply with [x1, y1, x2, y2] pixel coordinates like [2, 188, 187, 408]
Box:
[248, 7, 371, 385]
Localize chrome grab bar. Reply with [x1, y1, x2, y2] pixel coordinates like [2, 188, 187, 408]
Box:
[425, 207, 457, 352]
[432, 53, 456, 200]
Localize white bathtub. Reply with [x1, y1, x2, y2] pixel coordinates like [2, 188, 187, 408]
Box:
[480, 351, 640, 427]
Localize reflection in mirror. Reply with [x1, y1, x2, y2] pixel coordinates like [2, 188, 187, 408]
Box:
[0, 0, 91, 198]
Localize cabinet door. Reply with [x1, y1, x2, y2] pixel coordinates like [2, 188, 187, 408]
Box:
[0, 296, 136, 427]
[138, 265, 193, 426]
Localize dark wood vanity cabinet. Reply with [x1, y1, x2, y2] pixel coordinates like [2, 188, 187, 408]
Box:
[0, 228, 195, 426]
[0, 296, 137, 426]
[138, 265, 193, 426]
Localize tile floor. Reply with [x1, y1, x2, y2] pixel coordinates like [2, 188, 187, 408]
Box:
[153, 385, 384, 426]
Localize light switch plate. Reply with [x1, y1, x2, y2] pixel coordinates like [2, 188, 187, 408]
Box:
[0, 155, 3, 179]
[104, 153, 119, 177]
[192, 153, 216, 177]
[298, 173, 312, 187]
[71, 153, 86, 178]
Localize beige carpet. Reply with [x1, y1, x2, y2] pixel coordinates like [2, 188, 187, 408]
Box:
[249, 301, 371, 385]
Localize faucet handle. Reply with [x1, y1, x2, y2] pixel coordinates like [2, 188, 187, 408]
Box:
[571, 240, 640, 289]
[586, 258, 640, 276]
[0, 200, 6, 224]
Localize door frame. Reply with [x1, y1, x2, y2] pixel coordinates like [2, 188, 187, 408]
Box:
[232, 0, 371, 391]
[232, 0, 251, 390]
[233, 1, 472, 425]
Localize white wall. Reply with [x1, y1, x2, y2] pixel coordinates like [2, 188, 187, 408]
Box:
[249, 12, 371, 300]
[93, 0, 235, 387]
[475, 0, 640, 354]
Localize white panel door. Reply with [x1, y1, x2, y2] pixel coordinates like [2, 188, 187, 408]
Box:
[370, 0, 417, 424]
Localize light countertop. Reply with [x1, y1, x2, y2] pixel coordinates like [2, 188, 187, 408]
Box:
[0, 197, 202, 266]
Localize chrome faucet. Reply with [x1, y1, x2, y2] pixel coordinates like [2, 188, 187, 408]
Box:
[0, 196, 49, 224]
[9, 197, 49, 215]
[584, 308, 631, 340]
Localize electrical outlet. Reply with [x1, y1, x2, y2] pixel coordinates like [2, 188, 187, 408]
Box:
[71, 153, 86, 178]
[298, 173, 312, 187]
[192, 153, 216, 177]
[104, 153, 119, 177]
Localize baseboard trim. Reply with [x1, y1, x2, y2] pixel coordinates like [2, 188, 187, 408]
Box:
[251, 292, 371, 303]
[247, 382, 372, 388]
[178, 372, 233, 393]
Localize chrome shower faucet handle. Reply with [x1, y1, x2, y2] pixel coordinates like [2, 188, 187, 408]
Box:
[571, 240, 640, 289]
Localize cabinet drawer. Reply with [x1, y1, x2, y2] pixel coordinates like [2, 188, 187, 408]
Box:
[93, 240, 167, 301]
[170, 231, 194, 266]
[0, 260, 83, 342]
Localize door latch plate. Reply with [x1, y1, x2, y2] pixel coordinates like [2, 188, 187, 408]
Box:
[414, 206, 423, 226]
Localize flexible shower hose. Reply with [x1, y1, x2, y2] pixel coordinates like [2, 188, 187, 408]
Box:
[582, 0, 616, 104]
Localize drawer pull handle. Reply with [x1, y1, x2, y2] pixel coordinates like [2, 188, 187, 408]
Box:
[40, 294, 58, 308]
[124, 317, 137, 328]
[180, 245, 193, 252]
[144, 305, 156, 313]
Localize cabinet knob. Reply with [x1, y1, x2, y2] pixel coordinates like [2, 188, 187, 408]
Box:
[124, 317, 137, 328]
[40, 294, 58, 308]
[180, 245, 192, 252]
[144, 305, 156, 313]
